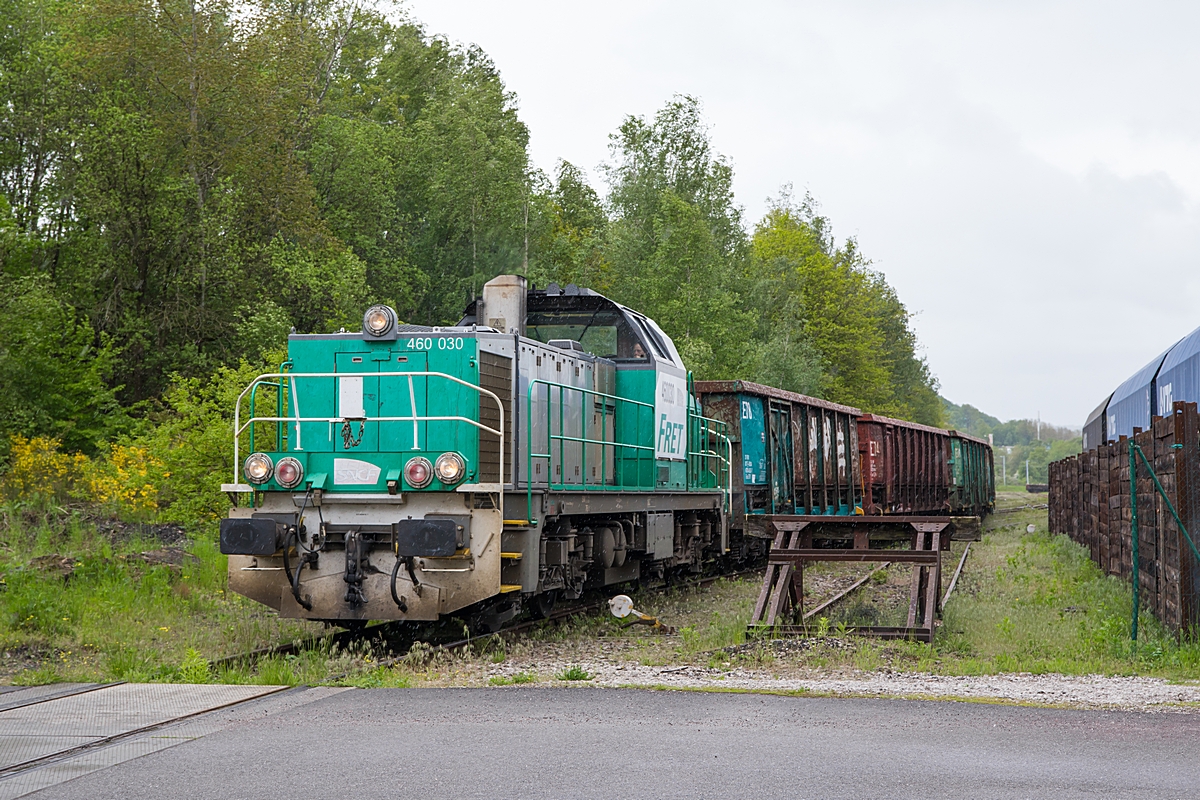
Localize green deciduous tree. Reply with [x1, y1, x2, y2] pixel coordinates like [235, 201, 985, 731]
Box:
[601, 95, 750, 377]
[0, 276, 121, 456]
[749, 191, 942, 424]
[2, 0, 369, 403]
[527, 160, 608, 291]
[314, 14, 531, 324]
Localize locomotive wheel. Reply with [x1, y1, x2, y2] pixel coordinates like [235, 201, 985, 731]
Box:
[612, 525, 627, 567]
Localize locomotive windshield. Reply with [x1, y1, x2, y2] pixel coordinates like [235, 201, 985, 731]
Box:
[525, 309, 648, 361]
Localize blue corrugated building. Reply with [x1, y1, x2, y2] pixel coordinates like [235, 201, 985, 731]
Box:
[1082, 393, 1111, 451]
[1155, 324, 1200, 420]
[1105, 345, 1177, 442]
[1085, 327, 1200, 444]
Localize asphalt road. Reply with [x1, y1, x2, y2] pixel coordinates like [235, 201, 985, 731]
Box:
[29, 688, 1200, 799]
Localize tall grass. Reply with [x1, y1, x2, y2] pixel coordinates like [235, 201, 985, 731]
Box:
[937, 502, 1200, 678]
[0, 505, 322, 684]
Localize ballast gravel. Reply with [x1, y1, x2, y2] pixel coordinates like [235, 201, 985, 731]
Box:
[485, 660, 1200, 711]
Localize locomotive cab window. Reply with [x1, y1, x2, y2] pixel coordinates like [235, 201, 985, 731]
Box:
[628, 313, 669, 361]
[525, 310, 650, 362]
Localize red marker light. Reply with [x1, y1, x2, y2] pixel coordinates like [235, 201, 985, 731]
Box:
[275, 457, 304, 489]
[405, 457, 433, 489]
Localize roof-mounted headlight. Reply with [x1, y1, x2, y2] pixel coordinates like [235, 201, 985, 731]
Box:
[434, 452, 465, 484]
[363, 305, 397, 338]
[244, 453, 274, 485]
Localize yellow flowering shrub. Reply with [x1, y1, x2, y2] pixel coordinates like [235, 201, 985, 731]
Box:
[81, 444, 167, 516]
[0, 436, 167, 518]
[0, 435, 87, 503]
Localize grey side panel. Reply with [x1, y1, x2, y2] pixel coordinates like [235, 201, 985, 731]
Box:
[646, 511, 675, 560]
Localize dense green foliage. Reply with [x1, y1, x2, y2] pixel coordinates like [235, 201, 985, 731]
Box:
[1, 1, 944, 516]
[532, 99, 942, 422]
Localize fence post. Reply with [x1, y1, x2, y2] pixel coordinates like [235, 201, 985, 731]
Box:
[1130, 442, 1140, 643]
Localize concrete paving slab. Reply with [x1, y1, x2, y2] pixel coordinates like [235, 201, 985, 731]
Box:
[0, 683, 284, 771]
[0, 686, 348, 800]
[0, 686, 101, 714]
[0, 738, 96, 774]
[0, 737, 183, 800]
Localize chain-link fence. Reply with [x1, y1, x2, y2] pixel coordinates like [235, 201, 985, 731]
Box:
[1049, 401, 1200, 637]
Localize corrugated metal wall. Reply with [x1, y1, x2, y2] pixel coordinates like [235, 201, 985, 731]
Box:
[1050, 400, 1200, 634]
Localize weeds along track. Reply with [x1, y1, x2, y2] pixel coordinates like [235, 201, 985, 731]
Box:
[213, 568, 766, 679]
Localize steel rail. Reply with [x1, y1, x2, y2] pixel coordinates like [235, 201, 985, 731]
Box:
[209, 567, 764, 683]
[941, 542, 972, 608]
[0, 682, 124, 715]
[324, 567, 765, 682]
[802, 564, 892, 621]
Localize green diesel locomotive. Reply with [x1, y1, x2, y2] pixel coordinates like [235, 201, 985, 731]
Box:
[219, 275, 735, 627]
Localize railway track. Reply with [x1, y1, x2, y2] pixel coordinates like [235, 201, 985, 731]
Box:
[214, 545, 976, 682]
[213, 567, 765, 681]
[0, 683, 298, 794]
[754, 540, 975, 634]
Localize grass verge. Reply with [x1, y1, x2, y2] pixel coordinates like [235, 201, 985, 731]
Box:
[493, 492, 1200, 681]
[0, 504, 325, 684]
[6, 491, 1200, 686]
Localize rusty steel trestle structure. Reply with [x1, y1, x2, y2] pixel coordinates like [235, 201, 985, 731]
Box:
[747, 515, 978, 643]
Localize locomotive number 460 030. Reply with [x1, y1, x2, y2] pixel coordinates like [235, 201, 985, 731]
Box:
[405, 337, 465, 351]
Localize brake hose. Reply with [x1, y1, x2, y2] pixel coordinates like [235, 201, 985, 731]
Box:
[281, 526, 313, 611]
[281, 489, 320, 611]
[389, 558, 408, 612]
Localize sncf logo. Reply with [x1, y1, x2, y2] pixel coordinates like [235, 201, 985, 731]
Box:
[333, 458, 381, 485]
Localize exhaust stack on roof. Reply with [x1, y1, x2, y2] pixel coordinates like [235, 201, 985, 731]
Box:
[479, 274, 527, 336]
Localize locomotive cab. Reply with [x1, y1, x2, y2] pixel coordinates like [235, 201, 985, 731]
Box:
[461, 282, 693, 491]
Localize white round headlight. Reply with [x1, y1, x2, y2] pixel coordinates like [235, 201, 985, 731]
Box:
[434, 452, 465, 484]
[363, 305, 395, 337]
[275, 457, 304, 489]
[244, 453, 274, 484]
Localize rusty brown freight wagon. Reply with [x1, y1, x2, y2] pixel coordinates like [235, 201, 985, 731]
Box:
[694, 381, 863, 532]
[857, 414, 953, 515]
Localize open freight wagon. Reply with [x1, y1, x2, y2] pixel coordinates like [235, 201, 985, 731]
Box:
[694, 381, 862, 530]
[857, 415, 994, 517]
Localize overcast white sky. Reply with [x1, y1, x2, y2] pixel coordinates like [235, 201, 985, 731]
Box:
[402, 0, 1200, 427]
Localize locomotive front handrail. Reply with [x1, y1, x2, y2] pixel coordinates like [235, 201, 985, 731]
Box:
[232, 371, 504, 518]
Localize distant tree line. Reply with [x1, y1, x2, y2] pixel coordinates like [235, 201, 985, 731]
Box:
[942, 399, 1081, 484]
[0, 0, 944, 461]
[942, 399, 1080, 447]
